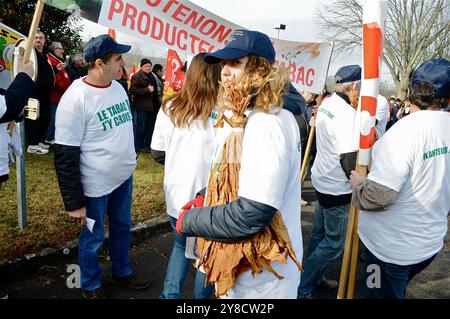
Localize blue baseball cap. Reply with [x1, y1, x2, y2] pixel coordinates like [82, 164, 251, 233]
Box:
[334, 65, 361, 83]
[84, 34, 131, 63]
[205, 29, 276, 64]
[411, 58, 450, 97]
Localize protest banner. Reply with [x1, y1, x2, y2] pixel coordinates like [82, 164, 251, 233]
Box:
[163, 48, 185, 99]
[42, 0, 333, 94]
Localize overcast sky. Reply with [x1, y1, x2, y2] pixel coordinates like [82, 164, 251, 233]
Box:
[80, 0, 393, 83]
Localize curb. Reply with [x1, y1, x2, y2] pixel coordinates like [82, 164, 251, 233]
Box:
[0, 216, 171, 280]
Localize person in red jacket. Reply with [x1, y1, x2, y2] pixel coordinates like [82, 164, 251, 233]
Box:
[45, 41, 72, 144]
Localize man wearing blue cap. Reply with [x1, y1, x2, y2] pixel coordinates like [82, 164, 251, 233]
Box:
[297, 65, 361, 298]
[54, 34, 149, 299]
[350, 58, 450, 299]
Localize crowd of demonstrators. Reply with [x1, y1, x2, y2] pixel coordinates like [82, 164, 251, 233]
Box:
[151, 63, 164, 105]
[375, 94, 389, 138]
[0, 57, 35, 299]
[54, 34, 150, 299]
[65, 53, 87, 82]
[130, 58, 159, 153]
[176, 30, 303, 299]
[1, 24, 449, 301]
[25, 30, 54, 155]
[396, 99, 411, 119]
[150, 53, 219, 299]
[117, 65, 129, 96]
[45, 42, 72, 145]
[350, 58, 450, 299]
[297, 65, 361, 299]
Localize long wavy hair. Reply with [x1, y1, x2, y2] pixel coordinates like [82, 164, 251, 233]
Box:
[164, 53, 221, 127]
[217, 55, 287, 113]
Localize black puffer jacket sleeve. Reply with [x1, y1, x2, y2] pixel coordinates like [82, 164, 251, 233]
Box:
[0, 73, 35, 123]
[54, 144, 86, 211]
[180, 197, 277, 241]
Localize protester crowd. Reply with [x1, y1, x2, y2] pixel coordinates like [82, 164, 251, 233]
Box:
[0, 29, 449, 300]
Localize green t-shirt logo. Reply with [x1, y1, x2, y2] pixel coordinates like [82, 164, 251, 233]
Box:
[96, 99, 132, 131]
[423, 146, 448, 160]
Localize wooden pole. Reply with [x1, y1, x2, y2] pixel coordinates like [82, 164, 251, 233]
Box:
[300, 126, 315, 183]
[337, 203, 357, 298]
[23, 0, 45, 64]
[337, 162, 367, 299]
[300, 42, 333, 184]
[347, 212, 360, 299]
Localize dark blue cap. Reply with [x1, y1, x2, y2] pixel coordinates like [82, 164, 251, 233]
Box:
[411, 58, 450, 97]
[205, 29, 276, 64]
[84, 34, 131, 63]
[334, 65, 361, 83]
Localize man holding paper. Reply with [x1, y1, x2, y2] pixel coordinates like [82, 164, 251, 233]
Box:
[54, 34, 149, 299]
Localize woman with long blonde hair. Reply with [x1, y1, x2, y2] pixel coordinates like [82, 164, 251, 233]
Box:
[150, 52, 220, 299]
[176, 30, 303, 299]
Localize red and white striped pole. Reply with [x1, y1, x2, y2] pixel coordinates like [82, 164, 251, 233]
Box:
[358, 0, 387, 165]
[338, 0, 387, 299]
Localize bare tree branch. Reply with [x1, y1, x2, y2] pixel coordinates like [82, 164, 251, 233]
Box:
[316, 0, 450, 98]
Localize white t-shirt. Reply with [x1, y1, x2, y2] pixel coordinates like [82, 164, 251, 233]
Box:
[311, 93, 358, 195]
[359, 110, 450, 265]
[375, 95, 389, 138]
[55, 78, 136, 197]
[219, 108, 302, 299]
[150, 103, 218, 219]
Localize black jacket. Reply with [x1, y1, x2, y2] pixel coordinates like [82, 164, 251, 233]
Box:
[54, 144, 86, 211]
[33, 49, 54, 104]
[129, 70, 158, 112]
[0, 73, 35, 123]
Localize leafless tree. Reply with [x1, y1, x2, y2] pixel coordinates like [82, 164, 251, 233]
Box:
[316, 0, 450, 99]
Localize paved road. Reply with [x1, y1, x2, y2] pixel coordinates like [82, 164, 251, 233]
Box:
[2, 180, 449, 299]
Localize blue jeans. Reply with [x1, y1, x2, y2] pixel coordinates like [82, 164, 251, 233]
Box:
[364, 248, 436, 299]
[298, 201, 349, 297]
[79, 176, 133, 291]
[134, 111, 156, 152]
[44, 103, 57, 141]
[161, 216, 215, 299]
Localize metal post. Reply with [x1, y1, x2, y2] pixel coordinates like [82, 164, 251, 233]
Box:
[16, 122, 27, 229]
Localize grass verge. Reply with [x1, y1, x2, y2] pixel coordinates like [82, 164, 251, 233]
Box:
[0, 151, 165, 263]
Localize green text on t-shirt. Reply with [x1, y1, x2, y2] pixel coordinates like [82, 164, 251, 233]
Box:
[96, 99, 132, 131]
[423, 146, 448, 160]
[318, 107, 335, 120]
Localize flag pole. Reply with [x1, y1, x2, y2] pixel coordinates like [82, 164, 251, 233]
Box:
[23, 0, 45, 64]
[300, 42, 334, 183]
[337, 0, 387, 299]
